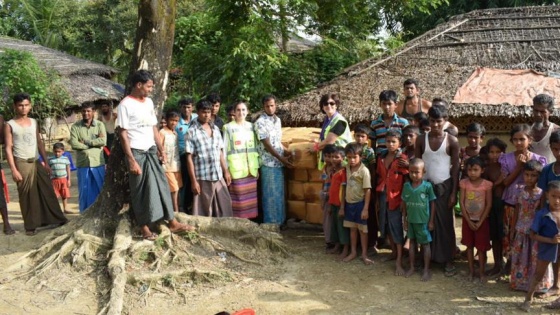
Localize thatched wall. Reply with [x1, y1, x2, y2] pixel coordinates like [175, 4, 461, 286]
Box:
[278, 5, 560, 132]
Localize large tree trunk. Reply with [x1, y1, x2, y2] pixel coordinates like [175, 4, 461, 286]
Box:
[96, 0, 178, 222]
[127, 0, 177, 112]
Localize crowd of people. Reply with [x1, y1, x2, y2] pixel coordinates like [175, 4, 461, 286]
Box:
[315, 79, 560, 311]
[0, 70, 293, 240]
[2, 72, 560, 311]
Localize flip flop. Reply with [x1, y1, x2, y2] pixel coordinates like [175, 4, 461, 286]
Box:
[143, 233, 158, 241]
[25, 230, 37, 236]
[3, 228, 16, 235]
[444, 265, 457, 277]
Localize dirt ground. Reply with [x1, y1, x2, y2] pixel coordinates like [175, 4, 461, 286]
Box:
[0, 168, 558, 315]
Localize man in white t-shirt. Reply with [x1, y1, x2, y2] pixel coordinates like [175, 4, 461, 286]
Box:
[117, 70, 194, 240]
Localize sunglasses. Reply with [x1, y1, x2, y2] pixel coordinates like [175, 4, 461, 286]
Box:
[323, 102, 336, 107]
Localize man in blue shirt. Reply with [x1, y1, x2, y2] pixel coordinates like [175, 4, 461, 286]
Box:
[176, 98, 197, 214]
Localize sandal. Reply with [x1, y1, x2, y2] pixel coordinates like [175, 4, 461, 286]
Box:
[143, 233, 158, 241]
[25, 230, 38, 236]
[444, 265, 457, 277]
[3, 228, 15, 235]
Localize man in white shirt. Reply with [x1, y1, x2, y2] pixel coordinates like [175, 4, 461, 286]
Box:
[117, 70, 194, 240]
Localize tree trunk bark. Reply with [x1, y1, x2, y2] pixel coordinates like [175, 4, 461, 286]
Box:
[94, 0, 177, 223]
[279, 0, 289, 53]
[127, 0, 177, 112]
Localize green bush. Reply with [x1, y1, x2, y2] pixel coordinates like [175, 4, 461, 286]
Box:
[0, 49, 70, 120]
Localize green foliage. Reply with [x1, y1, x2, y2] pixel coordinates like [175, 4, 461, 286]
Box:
[172, 4, 287, 110]
[56, 0, 137, 82]
[1, 0, 137, 81]
[0, 0, 450, 111]
[171, 1, 391, 111]
[382, 33, 407, 53]
[3, 0, 69, 49]
[0, 49, 70, 120]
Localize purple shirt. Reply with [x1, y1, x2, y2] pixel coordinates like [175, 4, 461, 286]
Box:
[500, 152, 547, 205]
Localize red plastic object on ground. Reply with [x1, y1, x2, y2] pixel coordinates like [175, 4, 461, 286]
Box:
[232, 309, 256, 315]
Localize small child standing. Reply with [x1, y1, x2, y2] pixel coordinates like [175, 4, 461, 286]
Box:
[402, 158, 436, 281]
[510, 160, 552, 292]
[501, 124, 547, 261]
[482, 138, 508, 276]
[353, 124, 376, 167]
[460, 156, 493, 282]
[328, 146, 348, 257]
[376, 130, 408, 275]
[353, 124, 377, 252]
[521, 180, 560, 312]
[460, 123, 485, 178]
[160, 111, 183, 213]
[48, 143, 72, 214]
[320, 144, 336, 249]
[415, 104, 460, 276]
[340, 143, 373, 265]
[537, 130, 560, 297]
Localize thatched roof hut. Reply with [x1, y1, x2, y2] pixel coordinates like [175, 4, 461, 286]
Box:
[278, 5, 560, 132]
[0, 36, 123, 106]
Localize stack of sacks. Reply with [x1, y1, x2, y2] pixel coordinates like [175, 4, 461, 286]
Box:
[282, 127, 324, 224]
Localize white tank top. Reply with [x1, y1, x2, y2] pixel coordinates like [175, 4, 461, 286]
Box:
[7, 118, 39, 160]
[423, 132, 451, 184]
[532, 124, 555, 163]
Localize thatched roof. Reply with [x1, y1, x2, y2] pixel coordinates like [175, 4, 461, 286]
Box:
[0, 36, 123, 106]
[278, 5, 560, 131]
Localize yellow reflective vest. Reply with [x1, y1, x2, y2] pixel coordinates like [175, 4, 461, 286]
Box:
[223, 121, 260, 179]
[318, 113, 351, 170]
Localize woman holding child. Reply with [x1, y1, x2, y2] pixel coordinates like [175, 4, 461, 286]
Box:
[315, 93, 352, 170]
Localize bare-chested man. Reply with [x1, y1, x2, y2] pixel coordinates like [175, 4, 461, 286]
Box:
[415, 104, 460, 277]
[531, 93, 559, 163]
[397, 79, 432, 120]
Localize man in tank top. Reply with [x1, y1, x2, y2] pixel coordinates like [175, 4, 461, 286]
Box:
[396, 79, 432, 121]
[5, 93, 67, 235]
[415, 104, 460, 276]
[531, 94, 559, 163]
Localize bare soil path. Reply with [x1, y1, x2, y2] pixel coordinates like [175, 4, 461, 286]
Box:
[0, 167, 556, 314]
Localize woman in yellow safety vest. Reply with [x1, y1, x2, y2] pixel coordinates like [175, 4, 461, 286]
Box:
[223, 101, 260, 219]
[315, 93, 352, 170]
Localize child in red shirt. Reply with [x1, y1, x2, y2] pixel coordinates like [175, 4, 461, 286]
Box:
[328, 146, 348, 259]
[376, 130, 408, 276]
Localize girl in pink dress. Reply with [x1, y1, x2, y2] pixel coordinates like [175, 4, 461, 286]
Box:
[500, 124, 547, 258]
[510, 160, 553, 291]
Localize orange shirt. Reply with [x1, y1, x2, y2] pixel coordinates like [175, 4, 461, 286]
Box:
[376, 151, 408, 210]
[328, 169, 346, 206]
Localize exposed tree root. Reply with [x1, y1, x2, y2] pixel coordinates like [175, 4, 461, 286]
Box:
[198, 234, 263, 266]
[7, 207, 289, 314]
[177, 213, 289, 256]
[105, 214, 132, 315]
